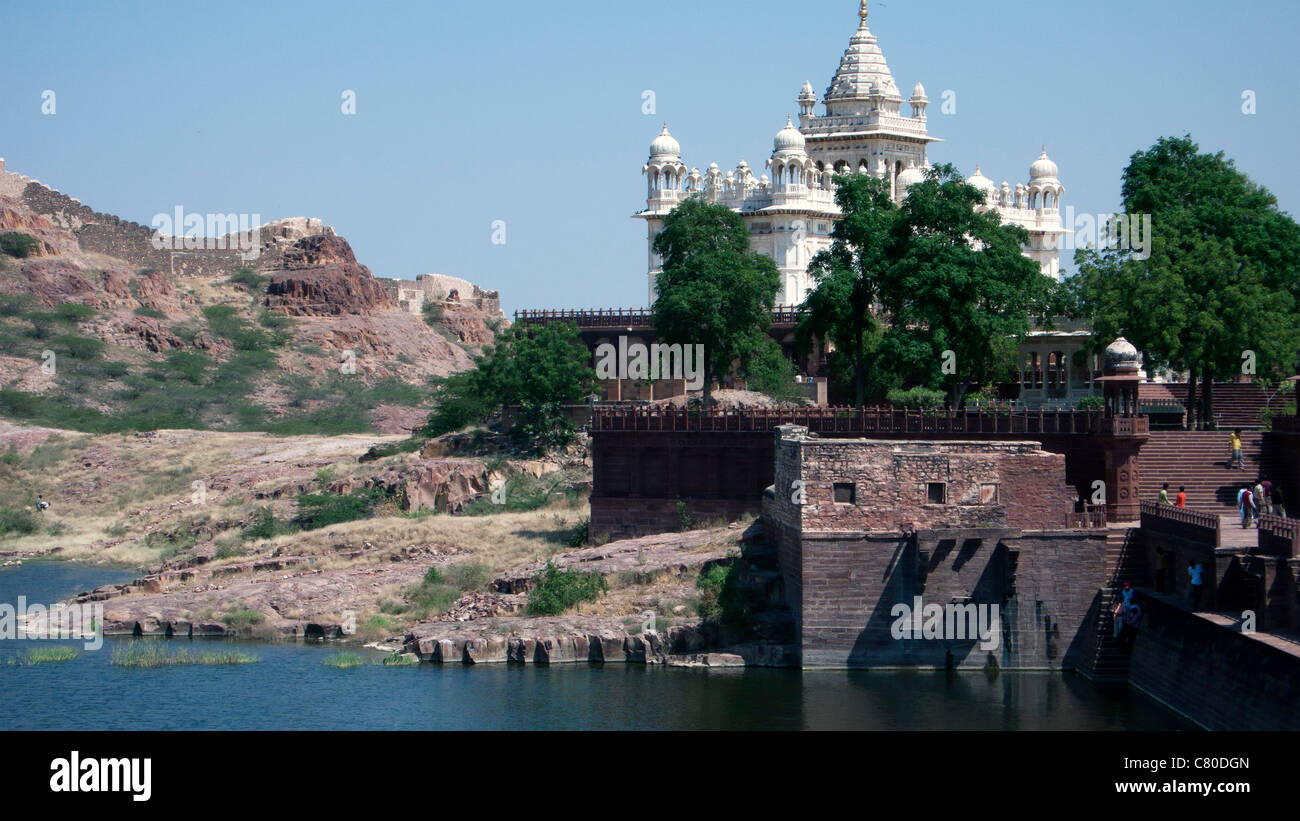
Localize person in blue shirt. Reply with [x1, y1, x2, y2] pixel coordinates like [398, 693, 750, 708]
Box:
[1188, 561, 1205, 610]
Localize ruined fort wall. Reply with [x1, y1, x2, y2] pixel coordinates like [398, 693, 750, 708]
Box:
[6, 170, 249, 276]
[1128, 592, 1300, 730]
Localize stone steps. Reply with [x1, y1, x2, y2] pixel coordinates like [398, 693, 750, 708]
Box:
[1140, 431, 1285, 510]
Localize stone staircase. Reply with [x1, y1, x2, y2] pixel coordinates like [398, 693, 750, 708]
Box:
[1160, 382, 1275, 429]
[1078, 525, 1148, 681]
[1139, 431, 1284, 510]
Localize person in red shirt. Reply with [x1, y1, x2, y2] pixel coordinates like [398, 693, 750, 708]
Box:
[1175, 486, 1186, 508]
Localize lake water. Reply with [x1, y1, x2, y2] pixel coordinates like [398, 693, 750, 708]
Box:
[0, 562, 1193, 731]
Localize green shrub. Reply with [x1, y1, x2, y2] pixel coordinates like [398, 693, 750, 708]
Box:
[567, 518, 589, 547]
[214, 539, 246, 560]
[294, 487, 386, 531]
[53, 303, 96, 323]
[241, 506, 289, 541]
[0, 295, 34, 317]
[677, 501, 693, 532]
[229, 266, 268, 293]
[0, 233, 40, 258]
[222, 604, 266, 631]
[0, 507, 38, 538]
[405, 562, 491, 618]
[257, 310, 294, 330]
[53, 334, 104, 360]
[887, 387, 948, 409]
[695, 562, 764, 630]
[526, 561, 608, 616]
[1076, 395, 1105, 410]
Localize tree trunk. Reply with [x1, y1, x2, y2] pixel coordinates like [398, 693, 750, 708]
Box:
[702, 362, 714, 411]
[1201, 373, 1215, 430]
[1186, 365, 1198, 430]
[853, 352, 867, 408]
[952, 380, 971, 409]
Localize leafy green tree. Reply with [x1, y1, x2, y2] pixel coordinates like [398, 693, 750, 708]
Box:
[1068, 136, 1300, 428]
[878, 164, 1050, 407]
[651, 199, 782, 409]
[796, 174, 894, 406]
[422, 321, 595, 452]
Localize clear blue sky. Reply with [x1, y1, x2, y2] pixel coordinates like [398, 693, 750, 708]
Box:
[2, 0, 1297, 314]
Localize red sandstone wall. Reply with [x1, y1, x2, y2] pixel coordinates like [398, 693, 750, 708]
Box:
[770, 433, 1078, 533]
[793, 529, 1108, 669]
[1128, 592, 1300, 730]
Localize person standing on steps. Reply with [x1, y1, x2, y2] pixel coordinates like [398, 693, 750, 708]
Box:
[1188, 561, 1205, 611]
[1158, 483, 1171, 504]
[1175, 486, 1187, 508]
[1228, 429, 1245, 470]
[1273, 484, 1287, 518]
[1238, 484, 1257, 528]
[1260, 478, 1274, 516]
[1120, 602, 1142, 649]
[1254, 479, 1267, 526]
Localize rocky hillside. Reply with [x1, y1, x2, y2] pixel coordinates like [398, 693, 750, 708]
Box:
[0, 164, 503, 435]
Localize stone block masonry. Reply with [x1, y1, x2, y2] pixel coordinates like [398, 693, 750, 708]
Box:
[763, 427, 1108, 669]
[1128, 591, 1300, 730]
[769, 426, 1081, 533]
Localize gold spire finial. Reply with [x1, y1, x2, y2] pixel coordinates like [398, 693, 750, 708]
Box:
[860, 1, 868, 23]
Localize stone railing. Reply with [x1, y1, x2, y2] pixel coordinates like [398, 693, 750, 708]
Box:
[514, 307, 804, 329]
[1092, 415, 1150, 436]
[1139, 500, 1221, 548]
[1257, 514, 1300, 558]
[514, 308, 654, 328]
[591, 405, 1103, 435]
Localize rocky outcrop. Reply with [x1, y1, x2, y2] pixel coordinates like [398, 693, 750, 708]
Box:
[264, 234, 393, 317]
[491, 530, 739, 594]
[401, 617, 796, 667]
[0, 204, 77, 257]
[330, 459, 495, 513]
[11, 259, 97, 306]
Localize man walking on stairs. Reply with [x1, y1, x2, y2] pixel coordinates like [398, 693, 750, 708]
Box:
[1228, 429, 1245, 470]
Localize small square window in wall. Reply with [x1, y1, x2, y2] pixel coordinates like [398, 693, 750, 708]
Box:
[927, 482, 947, 504]
[833, 483, 856, 504]
[980, 483, 999, 505]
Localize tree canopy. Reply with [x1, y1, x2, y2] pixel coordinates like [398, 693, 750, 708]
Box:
[1067, 135, 1300, 427]
[422, 321, 595, 452]
[796, 174, 894, 406]
[650, 198, 784, 408]
[797, 164, 1051, 407]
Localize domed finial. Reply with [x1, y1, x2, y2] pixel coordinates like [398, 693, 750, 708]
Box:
[859, 0, 868, 26]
